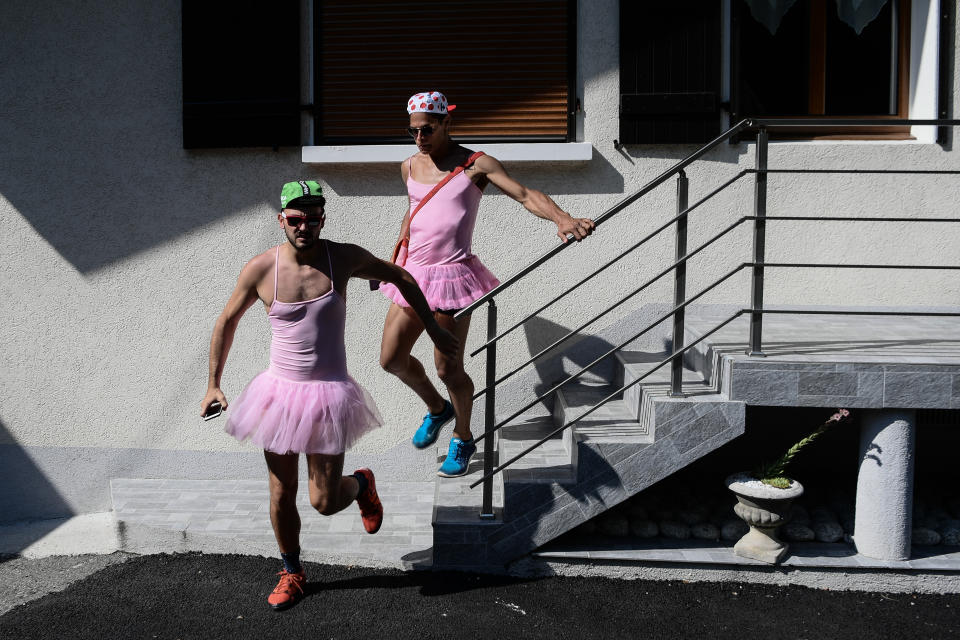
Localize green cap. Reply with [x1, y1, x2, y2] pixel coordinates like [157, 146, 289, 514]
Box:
[280, 180, 325, 209]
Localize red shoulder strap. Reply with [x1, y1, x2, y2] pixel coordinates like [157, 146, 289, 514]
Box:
[393, 151, 485, 264]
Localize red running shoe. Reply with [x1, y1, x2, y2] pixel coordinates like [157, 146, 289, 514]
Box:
[267, 569, 306, 610]
[354, 468, 383, 534]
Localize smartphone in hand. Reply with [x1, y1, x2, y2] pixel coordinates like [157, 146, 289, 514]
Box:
[203, 401, 223, 421]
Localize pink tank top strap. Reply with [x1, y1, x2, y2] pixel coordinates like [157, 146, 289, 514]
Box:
[273, 245, 281, 303]
[324, 239, 334, 281]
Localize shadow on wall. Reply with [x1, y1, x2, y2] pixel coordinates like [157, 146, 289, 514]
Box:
[0, 1, 303, 274]
[623, 139, 750, 166]
[522, 315, 623, 395]
[0, 419, 74, 550]
[319, 148, 626, 198]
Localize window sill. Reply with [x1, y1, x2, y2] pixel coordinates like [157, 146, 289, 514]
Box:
[301, 142, 593, 164]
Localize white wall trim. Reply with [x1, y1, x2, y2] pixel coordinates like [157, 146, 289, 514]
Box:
[302, 143, 594, 164]
[909, 0, 940, 143]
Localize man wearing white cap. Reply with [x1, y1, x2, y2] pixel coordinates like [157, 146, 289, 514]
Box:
[378, 91, 595, 478]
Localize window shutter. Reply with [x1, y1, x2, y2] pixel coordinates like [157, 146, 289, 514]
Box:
[938, 0, 954, 145]
[182, 1, 301, 149]
[619, 1, 723, 144]
[315, 0, 573, 143]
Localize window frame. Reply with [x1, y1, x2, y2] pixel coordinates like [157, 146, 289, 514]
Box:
[730, 0, 915, 140]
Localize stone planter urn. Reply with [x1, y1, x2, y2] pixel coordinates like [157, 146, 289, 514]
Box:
[725, 472, 804, 564]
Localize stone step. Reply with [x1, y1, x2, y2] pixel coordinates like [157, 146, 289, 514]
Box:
[615, 350, 715, 415]
[554, 381, 654, 445]
[499, 419, 576, 485]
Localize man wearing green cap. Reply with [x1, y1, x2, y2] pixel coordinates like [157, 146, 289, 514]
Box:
[201, 180, 458, 610]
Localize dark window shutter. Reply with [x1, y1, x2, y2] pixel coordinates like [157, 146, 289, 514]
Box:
[938, 0, 954, 145]
[619, 1, 723, 144]
[182, 1, 301, 149]
[315, 0, 574, 143]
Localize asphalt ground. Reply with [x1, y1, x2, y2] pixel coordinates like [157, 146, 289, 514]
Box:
[1, 553, 959, 639]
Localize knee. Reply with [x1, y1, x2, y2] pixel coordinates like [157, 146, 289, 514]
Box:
[437, 362, 469, 387]
[270, 482, 298, 509]
[310, 494, 337, 516]
[380, 353, 406, 375]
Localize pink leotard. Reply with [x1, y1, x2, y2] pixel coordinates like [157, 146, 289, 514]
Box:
[379, 157, 500, 311]
[225, 241, 381, 455]
[268, 242, 348, 382]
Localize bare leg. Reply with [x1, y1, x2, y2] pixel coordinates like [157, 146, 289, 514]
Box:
[305, 453, 359, 516]
[264, 451, 301, 553]
[434, 311, 475, 441]
[380, 303, 446, 414]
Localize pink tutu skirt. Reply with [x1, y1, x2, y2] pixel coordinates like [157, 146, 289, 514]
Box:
[224, 370, 382, 455]
[380, 255, 500, 311]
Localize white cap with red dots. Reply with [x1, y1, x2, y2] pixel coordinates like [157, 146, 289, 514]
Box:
[406, 91, 456, 115]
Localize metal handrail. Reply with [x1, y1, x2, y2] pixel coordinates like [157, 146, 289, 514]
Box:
[453, 118, 755, 319]
[472, 256, 960, 448]
[456, 118, 960, 320]
[472, 262, 751, 445]
[472, 213, 960, 399]
[471, 213, 750, 399]
[468, 170, 751, 360]
[459, 118, 960, 516]
[467, 305, 960, 489]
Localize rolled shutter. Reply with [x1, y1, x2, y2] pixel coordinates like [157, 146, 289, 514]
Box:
[182, 1, 301, 149]
[315, 0, 574, 143]
[619, 1, 724, 144]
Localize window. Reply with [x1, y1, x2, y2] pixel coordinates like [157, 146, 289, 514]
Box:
[618, 0, 945, 144]
[731, 0, 912, 139]
[312, 0, 575, 144]
[181, 1, 301, 149]
[619, 1, 724, 144]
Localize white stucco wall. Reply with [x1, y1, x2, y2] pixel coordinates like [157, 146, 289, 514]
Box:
[0, 0, 957, 521]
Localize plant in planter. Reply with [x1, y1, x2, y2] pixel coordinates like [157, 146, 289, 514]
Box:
[725, 409, 851, 564]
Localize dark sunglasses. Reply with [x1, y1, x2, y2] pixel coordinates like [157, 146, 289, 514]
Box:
[406, 124, 438, 138]
[281, 212, 324, 227]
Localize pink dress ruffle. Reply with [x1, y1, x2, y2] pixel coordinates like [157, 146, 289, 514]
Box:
[379, 255, 500, 310]
[225, 369, 382, 455]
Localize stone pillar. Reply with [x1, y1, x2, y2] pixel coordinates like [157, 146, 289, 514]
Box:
[854, 409, 916, 560]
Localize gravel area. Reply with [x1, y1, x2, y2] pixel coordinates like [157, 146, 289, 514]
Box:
[0, 552, 134, 616]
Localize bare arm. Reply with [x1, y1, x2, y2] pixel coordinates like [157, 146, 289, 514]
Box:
[346, 244, 460, 357]
[475, 154, 596, 243]
[200, 257, 268, 416]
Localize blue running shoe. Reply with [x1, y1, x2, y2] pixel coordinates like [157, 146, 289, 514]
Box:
[437, 437, 477, 478]
[412, 400, 455, 449]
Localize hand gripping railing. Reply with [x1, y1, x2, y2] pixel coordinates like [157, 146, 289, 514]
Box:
[453, 118, 960, 517]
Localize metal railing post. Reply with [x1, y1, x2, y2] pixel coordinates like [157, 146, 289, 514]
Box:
[670, 170, 689, 396]
[480, 299, 497, 519]
[748, 126, 768, 356]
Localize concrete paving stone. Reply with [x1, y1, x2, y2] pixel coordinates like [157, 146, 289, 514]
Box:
[857, 372, 885, 399]
[327, 518, 360, 533]
[115, 500, 167, 511]
[881, 363, 960, 373]
[884, 372, 953, 408]
[798, 372, 858, 396]
[730, 370, 799, 404]
[387, 514, 422, 528]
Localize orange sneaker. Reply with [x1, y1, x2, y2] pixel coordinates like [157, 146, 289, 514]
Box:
[354, 468, 383, 534]
[267, 569, 306, 610]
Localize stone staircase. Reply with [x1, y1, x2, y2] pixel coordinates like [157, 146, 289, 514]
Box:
[431, 345, 745, 571]
[430, 307, 960, 571]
